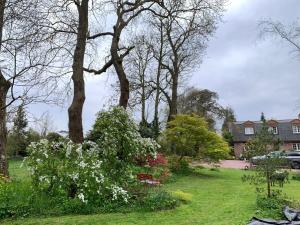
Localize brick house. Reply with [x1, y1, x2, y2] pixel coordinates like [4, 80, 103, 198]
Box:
[229, 116, 300, 158]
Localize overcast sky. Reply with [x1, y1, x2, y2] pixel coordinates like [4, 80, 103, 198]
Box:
[28, 0, 300, 133]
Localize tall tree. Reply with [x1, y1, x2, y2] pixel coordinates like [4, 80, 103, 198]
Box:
[0, 0, 42, 176]
[155, 0, 226, 121]
[0, 0, 58, 176]
[68, 0, 89, 143]
[0, 0, 11, 176]
[126, 35, 154, 123]
[86, 0, 165, 109]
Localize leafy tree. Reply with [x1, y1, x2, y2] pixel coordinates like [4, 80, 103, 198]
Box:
[242, 114, 288, 198]
[162, 114, 230, 162]
[177, 88, 224, 129]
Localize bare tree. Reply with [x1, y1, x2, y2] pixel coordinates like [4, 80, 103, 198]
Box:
[87, 0, 165, 108]
[260, 20, 300, 56]
[0, 0, 64, 176]
[33, 112, 55, 137]
[0, 0, 76, 175]
[37, 0, 105, 143]
[154, 0, 225, 121]
[126, 35, 154, 123]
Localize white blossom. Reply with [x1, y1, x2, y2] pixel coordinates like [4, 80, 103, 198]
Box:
[78, 193, 87, 203]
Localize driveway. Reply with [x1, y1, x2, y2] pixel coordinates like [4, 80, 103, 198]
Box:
[191, 160, 250, 169]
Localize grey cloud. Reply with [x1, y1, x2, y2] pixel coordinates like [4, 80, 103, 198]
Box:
[191, 0, 300, 122]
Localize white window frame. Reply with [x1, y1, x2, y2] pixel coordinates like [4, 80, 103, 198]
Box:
[292, 125, 300, 134]
[245, 127, 254, 135]
[268, 126, 278, 134]
[293, 143, 300, 150]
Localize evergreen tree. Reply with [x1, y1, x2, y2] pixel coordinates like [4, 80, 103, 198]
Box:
[260, 112, 266, 122]
[11, 105, 28, 156]
[222, 107, 236, 155]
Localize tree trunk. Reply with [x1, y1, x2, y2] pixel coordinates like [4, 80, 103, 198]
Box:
[0, 0, 9, 177]
[0, 72, 11, 177]
[153, 70, 160, 134]
[112, 47, 130, 108]
[168, 72, 178, 121]
[68, 0, 89, 143]
[153, 21, 164, 135]
[267, 170, 271, 198]
[111, 22, 130, 109]
[141, 84, 146, 123]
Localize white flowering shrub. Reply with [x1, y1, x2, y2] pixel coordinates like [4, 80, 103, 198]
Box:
[88, 106, 159, 185]
[25, 107, 159, 205]
[25, 140, 128, 204]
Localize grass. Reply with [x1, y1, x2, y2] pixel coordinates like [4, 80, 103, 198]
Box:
[3, 161, 300, 225]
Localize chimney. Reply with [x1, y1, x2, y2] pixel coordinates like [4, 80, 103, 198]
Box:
[298, 114, 300, 120]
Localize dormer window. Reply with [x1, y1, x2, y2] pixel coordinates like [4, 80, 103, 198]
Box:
[293, 125, 300, 134]
[268, 126, 278, 134]
[245, 127, 254, 135]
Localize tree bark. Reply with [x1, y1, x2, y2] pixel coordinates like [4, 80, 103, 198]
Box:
[0, 72, 11, 177]
[68, 0, 89, 143]
[141, 71, 146, 123]
[168, 72, 178, 121]
[153, 23, 164, 135]
[111, 24, 129, 109]
[0, 0, 10, 177]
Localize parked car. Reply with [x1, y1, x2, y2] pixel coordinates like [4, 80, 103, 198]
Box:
[286, 151, 300, 169]
[250, 151, 300, 169]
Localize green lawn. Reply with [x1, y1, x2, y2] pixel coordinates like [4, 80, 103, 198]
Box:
[3, 161, 300, 225]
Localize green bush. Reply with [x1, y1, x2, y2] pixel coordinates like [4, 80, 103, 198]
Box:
[256, 191, 287, 218]
[168, 156, 191, 174]
[292, 173, 300, 181]
[171, 190, 192, 203]
[140, 190, 178, 211]
[0, 180, 32, 219]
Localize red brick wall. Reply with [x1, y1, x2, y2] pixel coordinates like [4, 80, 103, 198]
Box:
[234, 143, 245, 158]
[282, 143, 294, 151]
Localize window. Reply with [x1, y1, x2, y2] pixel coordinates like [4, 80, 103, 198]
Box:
[268, 126, 278, 134]
[292, 125, 300, 134]
[245, 127, 254, 135]
[292, 143, 300, 151]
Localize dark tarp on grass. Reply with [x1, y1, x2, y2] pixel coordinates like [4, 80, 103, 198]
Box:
[247, 207, 300, 225]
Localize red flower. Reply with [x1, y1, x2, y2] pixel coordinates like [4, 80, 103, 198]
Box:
[147, 153, 168, 167]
